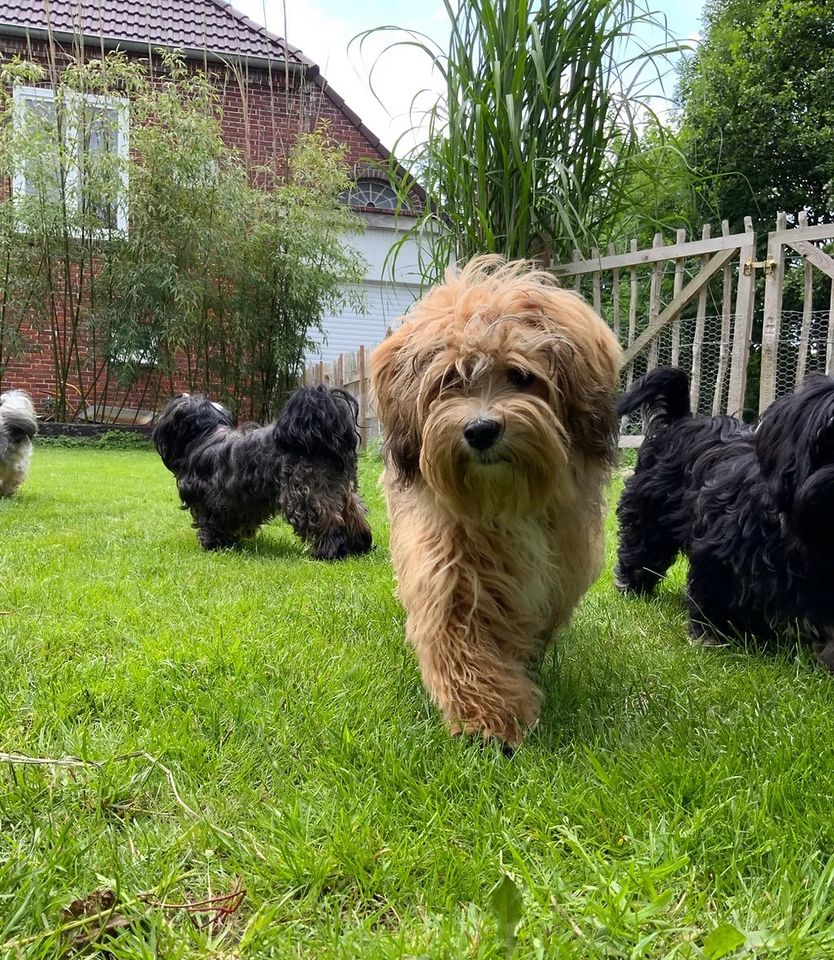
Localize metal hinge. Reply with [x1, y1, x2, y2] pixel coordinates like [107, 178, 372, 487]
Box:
[743, 258, 777, 277]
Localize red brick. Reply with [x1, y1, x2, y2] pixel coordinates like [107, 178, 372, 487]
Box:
[1, 37, 393, 418]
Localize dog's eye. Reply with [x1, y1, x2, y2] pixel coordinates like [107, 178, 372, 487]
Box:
[508, 368, 536, 389]
[440, 371, 463, 392]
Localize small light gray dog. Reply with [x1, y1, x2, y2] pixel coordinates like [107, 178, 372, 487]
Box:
[0, 389, 38, 497]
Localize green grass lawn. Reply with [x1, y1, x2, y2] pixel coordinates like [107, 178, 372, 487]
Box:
[3, 448, 834, 958]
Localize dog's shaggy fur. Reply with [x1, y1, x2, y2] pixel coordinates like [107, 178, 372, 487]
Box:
[0, 389, 38, 497]
[615, 365, 834, 666]
[371, 255, 621, 744]
[152, 385, 372, 558]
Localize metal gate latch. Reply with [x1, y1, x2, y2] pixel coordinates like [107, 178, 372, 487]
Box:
[743, 258, 777, 277]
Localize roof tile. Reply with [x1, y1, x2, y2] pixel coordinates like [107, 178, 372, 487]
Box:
[0, 0, 317, 67]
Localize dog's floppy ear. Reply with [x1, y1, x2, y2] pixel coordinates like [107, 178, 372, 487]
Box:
[370, 328, 422, 483]
[543, 294, 621, 464]
[275, 385, 359, 469]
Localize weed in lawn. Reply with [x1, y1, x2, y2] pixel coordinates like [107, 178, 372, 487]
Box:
[2, 450, 834, 957]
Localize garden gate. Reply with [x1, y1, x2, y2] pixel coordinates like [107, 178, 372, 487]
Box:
[550, 219, 758, 441]
[759, 211, 834, 413]
[305, 212, 834, 445]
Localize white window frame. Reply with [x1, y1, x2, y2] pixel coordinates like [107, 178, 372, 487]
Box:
[12, 85, 130, 235]
[11, 85, 60, 204]
[340, 178, 401, 212]
[68, 90, 130, 234]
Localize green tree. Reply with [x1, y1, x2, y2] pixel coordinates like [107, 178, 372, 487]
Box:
[232, 135, 367, 418]
[678, 0, 834, 230]
[0, 54, 144, 416]
[611, 119, 719, 246]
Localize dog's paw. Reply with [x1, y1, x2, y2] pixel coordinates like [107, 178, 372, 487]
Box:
[449, 700, 539, 749]
[613, 566, 657, 596]
[348, 524, 373, 555]
[687, 621, 725, 647]
[197, 533, 240, 550]
[612, 566, 629, 593]
[450, 717, 524, 750]
[812, 638, 834, 673]
[450, 721, 520, 757]
[312, 528, 351, 561]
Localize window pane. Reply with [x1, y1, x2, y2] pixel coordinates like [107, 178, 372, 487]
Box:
[18, 94, 62, 202]
[83, 105, 118, 157]
[77, 101, 121, 230]
[339, 179, 400, 211]
[14, 90, 127, 232]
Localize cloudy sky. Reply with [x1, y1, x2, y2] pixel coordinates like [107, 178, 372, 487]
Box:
[234, 0, 705, 152]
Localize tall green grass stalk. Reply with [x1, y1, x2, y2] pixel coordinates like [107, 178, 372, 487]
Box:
[359, 0, 687, 282]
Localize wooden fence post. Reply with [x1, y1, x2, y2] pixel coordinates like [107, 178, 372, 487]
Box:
[671, 228, 686, 366]
[727, 217, 756, 418]
[690, 224, 711, 414]
[608, 242, 621, 343]
[571, 250, 582, 293]
[759, 212, 787, 414]
[712, 220, 733, 415]
[796, 210, 813, 388]
[626, 238, 638, 386]
[826, 272, 834, 377]
[358, 344, 367, 448]
[647, 233, 663, 370]
[591, 247, 601, 316]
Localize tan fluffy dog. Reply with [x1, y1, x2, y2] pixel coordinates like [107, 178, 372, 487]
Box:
[371, 256, 621, 745]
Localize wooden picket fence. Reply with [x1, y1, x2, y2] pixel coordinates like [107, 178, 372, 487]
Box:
[551, 218, 758, 441]
[758, 211, 834, 410]
[305, 213, 834, 446]
[302, 345, 379, 445]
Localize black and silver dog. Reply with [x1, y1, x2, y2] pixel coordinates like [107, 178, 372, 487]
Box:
[0, 389, 38, 497]
[153, 386, 373, 559]
[615, 366, 834, 666]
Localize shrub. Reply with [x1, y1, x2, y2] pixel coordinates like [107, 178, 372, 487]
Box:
[0, 51, 366, 421]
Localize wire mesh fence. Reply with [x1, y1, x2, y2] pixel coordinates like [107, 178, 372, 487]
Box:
[616, 312, 737, 435]
[565, 232, 754, 436]
[774, 308, 834, 401]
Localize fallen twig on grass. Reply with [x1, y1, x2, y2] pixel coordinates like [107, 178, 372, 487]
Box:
[2, 892, 144, 953]
[3, 880, 247, 954]
[61, 888, 135, 956]
[0, 749, 223, 830]
[139, 878, 246, 932]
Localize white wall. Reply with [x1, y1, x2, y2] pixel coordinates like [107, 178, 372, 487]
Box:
[307, 212, 423, 363]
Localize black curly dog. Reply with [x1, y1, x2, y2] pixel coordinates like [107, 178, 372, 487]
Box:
[615, 366, 834, 667]
[152, 386, 373, 558]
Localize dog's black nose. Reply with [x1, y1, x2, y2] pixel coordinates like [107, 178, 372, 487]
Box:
[464, 418, 502, 450]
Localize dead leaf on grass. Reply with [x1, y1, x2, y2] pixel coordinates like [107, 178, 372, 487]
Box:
[60, 888, 133, 956]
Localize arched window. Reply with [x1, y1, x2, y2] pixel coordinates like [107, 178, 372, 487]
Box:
[339, 178, 400, 211]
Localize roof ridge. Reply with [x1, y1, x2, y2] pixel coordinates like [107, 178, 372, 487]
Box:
[202, 0, 317, 69]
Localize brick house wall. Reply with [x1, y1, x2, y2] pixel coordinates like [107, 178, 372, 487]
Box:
[0, 31, 394, 420]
